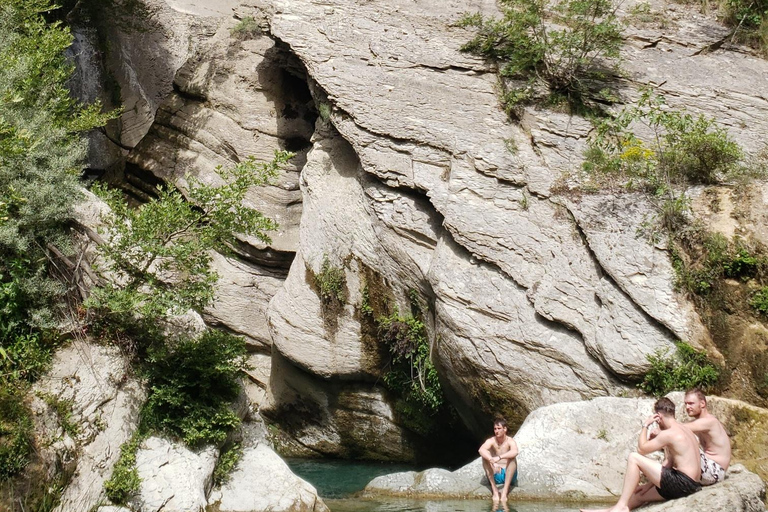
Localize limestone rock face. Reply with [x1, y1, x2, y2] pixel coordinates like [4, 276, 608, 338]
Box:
[79, 0, 768, 461]
[207, 442, 329, 512]
[131, 436, 218, 512]
[29, 341, 144, 512]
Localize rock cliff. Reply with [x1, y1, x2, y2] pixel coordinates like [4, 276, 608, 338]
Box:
[77, 0, 768, 461]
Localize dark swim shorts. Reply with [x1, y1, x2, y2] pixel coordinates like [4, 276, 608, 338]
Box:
[655, 466, 701, 500]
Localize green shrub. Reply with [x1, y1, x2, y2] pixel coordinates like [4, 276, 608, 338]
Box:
[749, 287, 768, 315]
[88, 150, 292, 330]
[639, 342, 720, 396]
[213, 442, 242, 486]
[141, 330, 247, 446]
[583, 90, 744, 192]
[316, 256, 346, 304]
[674, 233, 766, 297]
[721, 0, 768, 50]
[103, 432, 143, 504]
[458, 0, 623, 114]
[378, 312, 443, 413]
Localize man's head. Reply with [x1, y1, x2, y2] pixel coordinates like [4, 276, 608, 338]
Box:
[684, 388, 707, 418]
[493, 416, 508, 438]
[654, 397, 676, 419]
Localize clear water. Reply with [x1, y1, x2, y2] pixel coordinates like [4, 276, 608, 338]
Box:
[286, 458, 605, 512]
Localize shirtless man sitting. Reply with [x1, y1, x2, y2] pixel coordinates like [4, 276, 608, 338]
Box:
[581, 397, 701, 512]
[684, 388, 731, 485]
[479, 416, 519, 502]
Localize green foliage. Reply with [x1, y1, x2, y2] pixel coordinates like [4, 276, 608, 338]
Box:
[0, 0, 115, 332]
[749, 286, 768, 315]
[459, 0, 623, 114]
[721, 0, 768, 50]
[0, 0, 114, 482]
[88, 151, 293, 325]
[378, 312, 443, 413]
[230, 16, 261, 40]
[103, 432, 143, 505]
[213, 442, 242, 486]
[674, 233, 766, 296]
[639, 342, 720, 396]
[583, 90, 744, 192]
[141, 330, 247, 446]
[316, 256, 346, 304]
[0, 388, 33, 481]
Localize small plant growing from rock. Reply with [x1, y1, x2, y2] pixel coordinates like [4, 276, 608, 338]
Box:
[316, 256, 346, 304]
[749, 286, 768, 315]
[213, 442, 243, 486]
[230, 16, 261, 40]
[458, 0, 623, 115]
[318, 102, 332, 123]
[104, 431, 143, 505]
[379, 310, 443, 413]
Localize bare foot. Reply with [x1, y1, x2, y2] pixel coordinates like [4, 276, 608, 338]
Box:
[499, 493, 508, 502]
[492, 494, 500, 502]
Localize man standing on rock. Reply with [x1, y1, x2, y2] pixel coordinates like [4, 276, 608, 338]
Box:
[479, 416, 519, 502]
[684, 388, 731, 485]
[581, 397, 701, 512]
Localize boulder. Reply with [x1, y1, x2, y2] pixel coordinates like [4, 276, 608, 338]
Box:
[131, 436, 218, 512]
[642, 465, 766, 512]
[207, 442, 329, 512]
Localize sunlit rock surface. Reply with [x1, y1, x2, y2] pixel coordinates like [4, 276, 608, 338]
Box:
[208, 442, 329, 512]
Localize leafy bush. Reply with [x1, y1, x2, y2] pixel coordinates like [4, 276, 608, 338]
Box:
[583, 90, 744, 192]
[213, 442, 242, 486]
[458, 0, 623, 114]
[378, 312, 443, 413]
[141, 330, 247, 446]
[673, 233, 766, 296]
[639, 342, 720, 396]
[103, 432, 143, 504]
[749, 286, 768, 315]
[0, 0, 113, 482]
[720, 0, 768, 50]
[89, 150, 292, 328]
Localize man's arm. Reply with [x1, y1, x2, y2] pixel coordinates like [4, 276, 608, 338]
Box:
[478, 438, 495, 462]
[637, 414, 669, 455]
